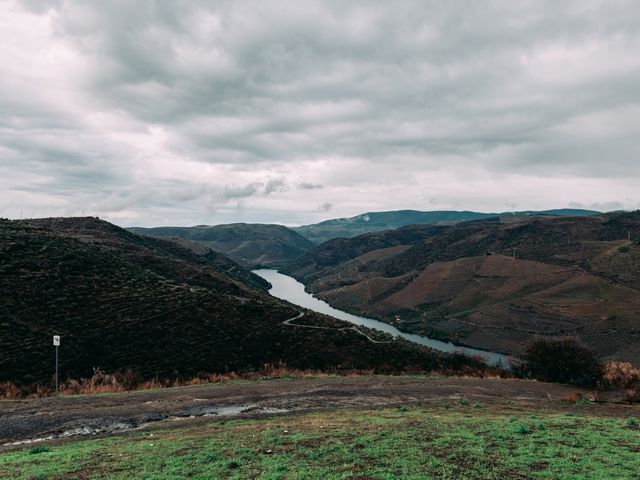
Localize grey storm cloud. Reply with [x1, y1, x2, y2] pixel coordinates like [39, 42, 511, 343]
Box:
[299, 183, 323, 190]
[1, 0, 640, 226]
[221, 183, 261, 200]
[264, 179, 288, 195]
[318, 202, 333, 213]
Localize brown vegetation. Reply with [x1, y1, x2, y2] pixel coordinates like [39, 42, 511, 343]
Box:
[282, 212, 640, 363]
[0, 359, 512, 400]
[0, 365, 318, 399]
[602, 361, 640, 403]
[602, 361, 640, 388]
[560, 391, 584, 403]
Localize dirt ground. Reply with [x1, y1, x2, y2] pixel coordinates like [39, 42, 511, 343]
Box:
[1, 375, 638, 450]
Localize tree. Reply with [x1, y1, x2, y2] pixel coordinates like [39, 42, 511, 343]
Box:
[514, 337, 602, 387]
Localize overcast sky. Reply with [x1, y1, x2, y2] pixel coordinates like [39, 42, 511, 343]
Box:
[2, 1, 640, 227]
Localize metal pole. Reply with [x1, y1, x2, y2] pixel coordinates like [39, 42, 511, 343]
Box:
[55, 345, 59, 394]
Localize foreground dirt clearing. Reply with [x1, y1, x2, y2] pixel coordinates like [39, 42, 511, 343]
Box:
[1, 375, 638, 449]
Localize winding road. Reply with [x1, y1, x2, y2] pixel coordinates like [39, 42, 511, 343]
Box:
[282, 311, 393, 344]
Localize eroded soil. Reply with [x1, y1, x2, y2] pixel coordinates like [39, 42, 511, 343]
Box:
[1, 375, 637, 450]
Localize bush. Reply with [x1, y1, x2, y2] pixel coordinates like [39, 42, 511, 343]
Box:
[0, 381, 20, 399]
[28, 446, 49, 454]
[624, 388, 640, 404]
[625, 417, 639, 427]
[116, 368, 142, 390]
[603, 361, 640, 389]
[601, 362, 640, 403]
[514, 337, 603, 387]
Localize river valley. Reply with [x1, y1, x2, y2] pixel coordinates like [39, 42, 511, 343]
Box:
[253, 269, 509, 366]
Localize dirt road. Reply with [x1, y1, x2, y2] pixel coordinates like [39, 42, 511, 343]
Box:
[1, 375, 637, 449]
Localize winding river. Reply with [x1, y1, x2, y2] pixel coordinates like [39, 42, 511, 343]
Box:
[253, 269, 509, 367]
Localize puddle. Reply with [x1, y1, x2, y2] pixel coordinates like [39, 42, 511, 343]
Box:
[256, 407, 290, 414]
[4, 436, 56, 447]
[195, 404, 255, 417]
[3, 404, 294, 448]
[3, 421, 138, 447]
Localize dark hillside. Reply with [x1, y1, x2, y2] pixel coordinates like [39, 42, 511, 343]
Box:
[0, 218, 478, 385]
[281, 224, 448, 282]
[23, 217, 270, 291]
[375, 216, 605, 277]
[129, 223, 314, 267]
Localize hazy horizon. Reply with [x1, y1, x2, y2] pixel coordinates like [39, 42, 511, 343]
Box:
[8, 205, 612, 229]
[2, 1, 640, 226]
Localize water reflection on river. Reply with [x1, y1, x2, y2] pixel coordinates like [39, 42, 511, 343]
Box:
[253, 269, 509, 367]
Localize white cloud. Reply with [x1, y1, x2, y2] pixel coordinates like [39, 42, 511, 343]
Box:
[1, 0, 640, 226]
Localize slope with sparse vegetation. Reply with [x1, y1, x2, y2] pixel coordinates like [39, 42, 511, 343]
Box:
[0, 217, 490, 387]
[128, 223, 314, 267]
[283, 212, 640, 363]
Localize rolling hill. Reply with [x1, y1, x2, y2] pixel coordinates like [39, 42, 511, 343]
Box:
[0, 217, 482, 386]
[293, 209, 600, 243]
[128, 223, 314, 267]
[282, 212, 640, 363]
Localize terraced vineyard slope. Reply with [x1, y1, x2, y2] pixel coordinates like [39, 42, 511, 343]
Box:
[283, 212, 640, 363]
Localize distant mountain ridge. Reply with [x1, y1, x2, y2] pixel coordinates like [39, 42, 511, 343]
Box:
[128, 223, 314, 267]
[293, 209, 601, 243]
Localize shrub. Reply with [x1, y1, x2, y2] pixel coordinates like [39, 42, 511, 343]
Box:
[603, 361, 640, 389]
[560, 391, 583, 403]
[514, 337, 603, 387]
[28, 446, 49, 454]
[116, 368, 142, 390]
[624, 388, 640, 404]
[0, 381, 20, 399]
[602, 361, 640, 403]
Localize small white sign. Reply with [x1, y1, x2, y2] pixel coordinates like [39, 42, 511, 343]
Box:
[53, 335, 60, 346]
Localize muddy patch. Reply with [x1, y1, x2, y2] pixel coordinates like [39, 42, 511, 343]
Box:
[2, 404, 293, 447]
[1, 376, 634, 450]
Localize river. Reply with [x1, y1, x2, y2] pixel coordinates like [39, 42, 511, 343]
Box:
[252, 269, 509, 367]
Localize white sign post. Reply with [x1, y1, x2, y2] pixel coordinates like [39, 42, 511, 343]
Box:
[53, 335, 60, 393]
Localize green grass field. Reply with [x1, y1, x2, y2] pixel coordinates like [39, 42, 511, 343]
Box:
[2, 405, 638, 479]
